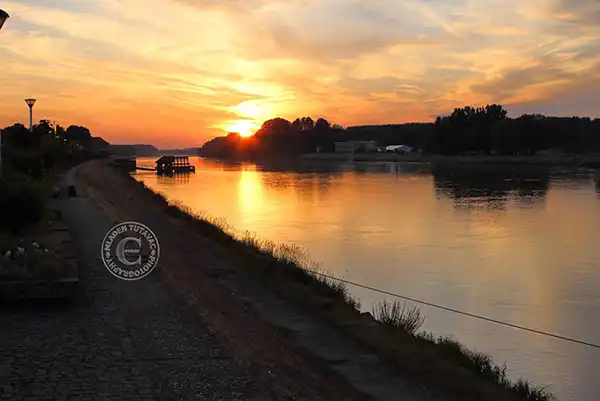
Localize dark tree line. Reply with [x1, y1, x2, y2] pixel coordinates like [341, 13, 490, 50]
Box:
[433, 105, 508, 154]
[433, 105, 600, 155]
[199, 115, 432, 159]
[199, 105, 600, 160]
[200, 116, 343, 159]
[1, 120, 94, 177]
[0, 120, 96, 233]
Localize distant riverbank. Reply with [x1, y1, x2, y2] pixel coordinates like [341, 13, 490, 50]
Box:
[300, 152, 600, 167]
[198, 151, 600, 168]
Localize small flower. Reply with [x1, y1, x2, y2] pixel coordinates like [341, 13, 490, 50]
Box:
[4, 250, 11, 259]
[32, 242, 40, 249]
[17, 247, 25, 255]
[44, 249, 49, 253]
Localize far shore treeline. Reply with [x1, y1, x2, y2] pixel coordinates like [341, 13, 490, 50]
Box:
[199, 105, 600, 160]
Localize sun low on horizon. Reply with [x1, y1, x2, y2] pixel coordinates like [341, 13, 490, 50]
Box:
[1, 0, 600, 148]
[225, 120, 258, 138]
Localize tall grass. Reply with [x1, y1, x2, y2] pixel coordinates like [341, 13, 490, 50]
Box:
[426, 336, 554, 400]
[370, 299, 555, 400]
[373, 299, 425, 335]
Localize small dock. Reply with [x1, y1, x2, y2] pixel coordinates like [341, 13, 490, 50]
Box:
[113, 155, 196, 175]
[155, 155, 195, 175]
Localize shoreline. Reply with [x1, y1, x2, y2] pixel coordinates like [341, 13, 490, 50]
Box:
[197, 151, 600, 168]
[299, 152, 600, 167]
[81, 159, 555, 401]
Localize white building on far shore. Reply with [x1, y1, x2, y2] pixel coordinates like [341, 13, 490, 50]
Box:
[385, 145, 414, 153]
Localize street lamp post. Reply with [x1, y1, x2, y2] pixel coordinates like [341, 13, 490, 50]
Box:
[0, 9, 8, 31]
[25, 98, 36, 131]
[0, 10, 8, 170]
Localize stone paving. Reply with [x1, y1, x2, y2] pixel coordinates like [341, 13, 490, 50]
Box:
[0, 181, 271, 400]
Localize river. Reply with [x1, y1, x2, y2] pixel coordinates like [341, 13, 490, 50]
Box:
[134, 156, 600, 401]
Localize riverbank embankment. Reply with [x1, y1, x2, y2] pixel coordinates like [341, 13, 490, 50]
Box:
[78, 159, 554, 401]
[76, 160, 423, 401]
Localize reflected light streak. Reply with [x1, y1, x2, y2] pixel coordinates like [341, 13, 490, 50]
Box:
[238, 169, 265, 222]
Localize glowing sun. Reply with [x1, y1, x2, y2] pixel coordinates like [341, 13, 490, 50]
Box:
[226, 120, 257, 137]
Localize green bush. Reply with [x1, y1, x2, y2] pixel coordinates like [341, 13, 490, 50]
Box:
[0, 172, 46, 234]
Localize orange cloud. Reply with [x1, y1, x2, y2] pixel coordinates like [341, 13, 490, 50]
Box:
[1, 0, 599, 147]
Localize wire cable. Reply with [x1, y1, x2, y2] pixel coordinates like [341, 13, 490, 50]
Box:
[308, 270, 600, 350]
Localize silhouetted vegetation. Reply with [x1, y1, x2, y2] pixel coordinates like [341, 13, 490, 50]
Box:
[433, 104, 507, 154]
[0, 171, 45, 234]
[0, 120, 98, 232]
[373, 299, 425, 335]
[199, 105, 600, 160]
[64, 125, 91, 145]
[434, 105, 600, 155]
[0, 120, 100, 283]
[370, 300, 553, 400]
[1, 120, 99, 177]
[200, 116, 432, 159]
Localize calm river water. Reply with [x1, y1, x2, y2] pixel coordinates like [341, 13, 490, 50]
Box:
[134, 156, 600, 401]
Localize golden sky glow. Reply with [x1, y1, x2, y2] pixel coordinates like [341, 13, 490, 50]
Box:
[1, 0, 600, 147]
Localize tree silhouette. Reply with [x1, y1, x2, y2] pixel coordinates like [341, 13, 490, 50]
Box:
[293, 117, 314, 131]
[433, 104, 509, 154]
[65, 125, 92, 144]
[315, 118, 331, 133]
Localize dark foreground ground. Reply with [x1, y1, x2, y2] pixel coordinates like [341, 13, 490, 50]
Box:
[0, 172, 271, 400]
[0, 158, 555, 401]
[1, 161, 428, 401]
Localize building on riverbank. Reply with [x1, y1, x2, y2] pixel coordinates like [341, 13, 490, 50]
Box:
[385, 144, 414, 153]
[89, 137, 110, 156]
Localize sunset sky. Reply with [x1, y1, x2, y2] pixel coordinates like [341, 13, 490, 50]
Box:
[0, 0, 599, 148]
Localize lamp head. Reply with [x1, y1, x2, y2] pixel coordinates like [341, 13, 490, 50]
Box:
[25, 98, 36, 108]
[0, 10, 9, 31]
